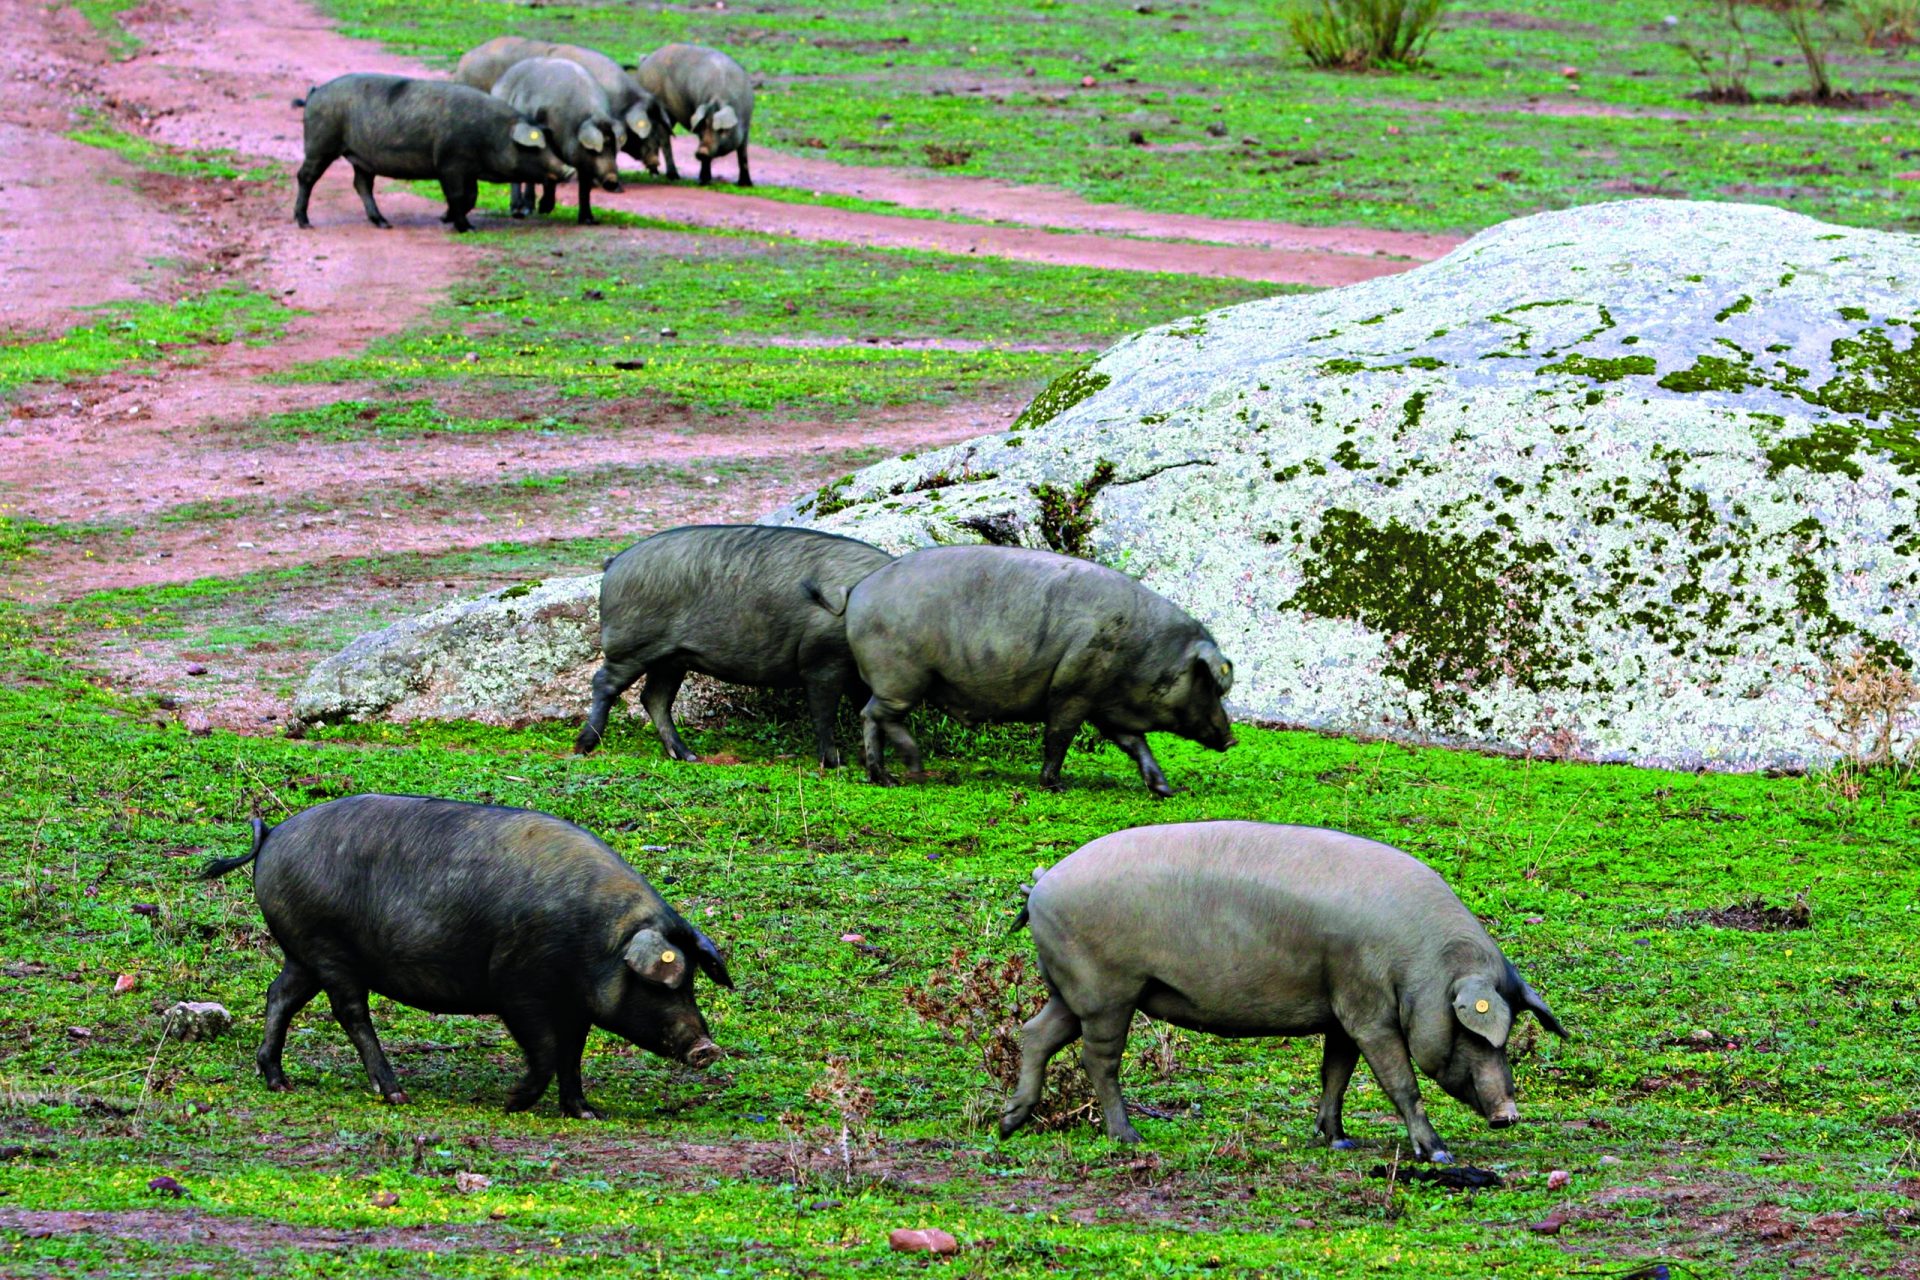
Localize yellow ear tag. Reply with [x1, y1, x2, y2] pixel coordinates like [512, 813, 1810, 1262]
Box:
[1475, 999, 1490, 1014]
[527, 129, 542, 144]
[660, 950, 677, 964]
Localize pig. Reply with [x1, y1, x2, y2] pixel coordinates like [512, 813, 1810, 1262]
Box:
[999, 821, 1570, 1161]
[635, 43, 754, 186]
[493, 58, 625, 224]
[576, 525, 894, 767]
[292, 74, 573, 234]
[843, 545, 1235, 795]
[200, 794, 731, 1118]
[454, 37, 669, 175]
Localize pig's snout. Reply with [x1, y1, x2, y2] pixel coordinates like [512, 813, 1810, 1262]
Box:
[683, 1038, 723, 1069]
[1216, 733, 1239, 752]
[1487, 1101, 1519, 1129]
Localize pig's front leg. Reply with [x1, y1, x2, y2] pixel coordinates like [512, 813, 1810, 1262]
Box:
[999, 995, 1082, 1138]
[1100, 727, 1174, 797]
[1352, 1026, 1450, 1161]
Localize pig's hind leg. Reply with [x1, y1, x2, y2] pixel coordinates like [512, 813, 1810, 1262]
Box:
[1314, 1027, 1361, 1149]
[349, 164, 391, 228]
[256, 958, 321, 1090]
[323, 981, 409, 1105]
[1079, 1005, 1143, 1143]
[638, 662, 701, 761]
[498, 1001, 572, 1115]
[576, 655, 648, 755]
[998, 995, 1081, 1138]
[1039, 700, 1093, 792]
[859, 688, 925, 785]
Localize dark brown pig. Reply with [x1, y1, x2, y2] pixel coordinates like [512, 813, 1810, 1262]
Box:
[999, 822, 1569, 1160]
[202, 794, 731, 1118]
[292, 74, 573, 233]
[454, 36, 669, 174]
[844, 545, 1235, 795]
[493, 58, 625, 223]
[635, 43, 754, 185]
[576, 525, 893, 768]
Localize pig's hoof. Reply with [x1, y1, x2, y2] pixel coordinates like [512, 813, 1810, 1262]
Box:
[997, 1109, 1030, 1139]
[564, 1105, 600, 1121]
[867, 770, 896, 787]
[573, 730, 602, 756]
[903, 770, 930, 784]
[1107, 1125, 1144, 1145]
[578, 214, 598, 225]
[1329, 1138, 1358, 1151]
[737, 178, 754, 188]
[1428, 1149, 1454, 1165]
[265, 1079, 294, 1093]
[383, 1090, 410, 1106]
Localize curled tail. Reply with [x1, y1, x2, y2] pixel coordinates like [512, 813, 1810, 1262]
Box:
[200, 818, 268, 879]
[802, 578, 852, 616]
[292, 86, 315, 109]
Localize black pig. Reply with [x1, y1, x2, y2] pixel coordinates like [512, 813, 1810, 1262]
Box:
[292, 74, 574, 233]
[202, 794, 730, 1118]
[576, 525, 893, 767]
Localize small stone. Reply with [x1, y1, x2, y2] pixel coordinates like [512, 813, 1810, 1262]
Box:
[184, 713, 213, 737]
[888, 1228, 959, 1255]
[1547, 1169, 1571, 1190]
[147, 1176, 189, 1199]
[808, 1198, 843, 1211]
[184, 663, 208, 676]
[113, 973, 138, 995]
[489, 1208, 509, 1220]
[1080, 75, 1096, 88]
[1600, 1154, 1621, 1166]
[1524, 915, 1545, 924]
[840, 933, 866, 944]
[370, 1191, 401, 1208]
[454, 1171, 492, 1193]
[659, 327, 678, 338]
[1689, 1028, 1717, 1045]
[1528, 1214, 1566, 1235]
[162, 1001, 233, 1042]
[131, 903, 160, 917]
[67, 1026, 92, 1040]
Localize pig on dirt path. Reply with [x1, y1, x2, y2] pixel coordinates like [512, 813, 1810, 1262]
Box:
[455, 37, 668, 174]
[576, 525, 894, 767]
[202, 794, 731, 1118]
[844, 545, 1235, 795]
[999, 822, 1569, 1161]
[493, 58, 626, 224]
[293, 74, 574, 233]
[635, 43, 754, 186]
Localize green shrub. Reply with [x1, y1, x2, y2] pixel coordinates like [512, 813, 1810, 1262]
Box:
[1285, 0, 1448, 69]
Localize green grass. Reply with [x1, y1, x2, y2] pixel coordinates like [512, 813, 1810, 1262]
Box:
[315, 0, 1920, 234]
[246, 399, 591, 443]
[65, 113, 280, 183]
[0, 642, 1915, 1275]
[296, 221, 1288, 410]
[0, 289, 291, 391]
[66, 0, 142, 57]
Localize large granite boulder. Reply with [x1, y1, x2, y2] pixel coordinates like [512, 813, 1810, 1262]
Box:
[767, 200, 1918, 772]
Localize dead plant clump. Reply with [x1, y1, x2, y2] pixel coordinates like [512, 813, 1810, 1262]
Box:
[903, 948, 1184, 1133]
[1809, 649, 1920, 799]
[1285, 0, 1449, 70]
[779, 1055, 881, 1188]
[1852, 0, 1920, 46]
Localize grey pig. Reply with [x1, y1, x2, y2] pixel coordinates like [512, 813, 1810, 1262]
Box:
[292, 74, 573, 233]
[1000, 821, 1569, 1160]
[576, 524, 894, 767]
[844, 545, 1235, 795]
[454, 36, 668, 174]
[493, 58, 625, 224]
[635, 43, 754, 186]
[201, 794, 731, 1118]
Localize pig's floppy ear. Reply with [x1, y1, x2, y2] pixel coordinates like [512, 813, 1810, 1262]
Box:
[577, 120, 606, 153]
[712, 105, 739, 132]
[689, 927, 734, 988]
[625, 104, 653, 138]
[1519, 979, 1570, 1039]
[510, 120, 547, 149]
[1450, 977, 1512, 1048]
[1193, 640, 1233, 695]
[624, 927, 688, 987]
[690, 102, 711, 129]
[803, 579, 852, 616]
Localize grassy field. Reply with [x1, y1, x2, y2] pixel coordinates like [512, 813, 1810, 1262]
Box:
[0, 644, 1915, 1276]
[318, 0, 1920, 233]
[6, 1, 1919, 1275]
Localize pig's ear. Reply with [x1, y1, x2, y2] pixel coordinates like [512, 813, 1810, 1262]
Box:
[1451, 977, 1512, 1048]
[689, 927, 734, 988]
[625, 104, 653, 138]
[712, 105, 739, 132]
[804, 579, 852, 616]
[1193, 641, 1233, 695]
[510, 120, 547, 149]
[1519, 980, 1570, 1039]
[624, 927, 688, 987]
[690, 102, 711, 130]
[577, 120, 606, 154]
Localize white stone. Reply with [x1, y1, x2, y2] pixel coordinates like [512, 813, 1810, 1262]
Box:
[764, 200, 1918, 772]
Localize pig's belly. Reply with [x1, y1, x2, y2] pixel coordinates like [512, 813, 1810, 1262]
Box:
[1136, 978, 1335, 1040]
